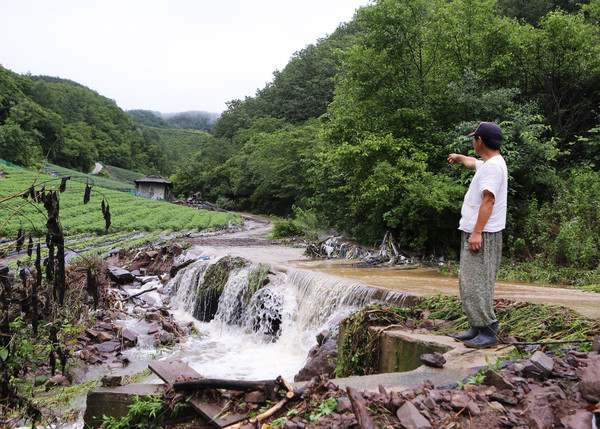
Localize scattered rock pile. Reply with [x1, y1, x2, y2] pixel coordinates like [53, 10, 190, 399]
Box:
[238, 346, 600, 428]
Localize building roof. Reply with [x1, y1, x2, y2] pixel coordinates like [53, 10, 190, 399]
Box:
[134, 175, 173, 188]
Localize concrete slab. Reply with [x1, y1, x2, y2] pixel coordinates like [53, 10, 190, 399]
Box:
[325, 330, 513, 394]
[83, 383, 165, 428]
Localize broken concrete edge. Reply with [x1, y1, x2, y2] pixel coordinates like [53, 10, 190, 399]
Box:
[83, 383, 166, 428]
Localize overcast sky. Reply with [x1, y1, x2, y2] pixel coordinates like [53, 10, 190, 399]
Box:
[0, 0, 370, 114]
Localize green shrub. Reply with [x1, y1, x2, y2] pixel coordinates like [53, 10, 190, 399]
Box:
[271, 218, 304, 239]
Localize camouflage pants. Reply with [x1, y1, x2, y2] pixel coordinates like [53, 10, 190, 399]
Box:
[459, 231, 502, 327]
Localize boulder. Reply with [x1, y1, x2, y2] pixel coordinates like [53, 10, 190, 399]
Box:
[294, 338, 337, 382]
[106, 266, 135, 284]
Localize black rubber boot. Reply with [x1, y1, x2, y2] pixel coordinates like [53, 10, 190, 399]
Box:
[453, 326, 480, 342]
[464, 326, 499, 349]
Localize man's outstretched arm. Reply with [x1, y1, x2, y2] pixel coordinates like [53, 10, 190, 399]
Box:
[448, 153, 477, 170]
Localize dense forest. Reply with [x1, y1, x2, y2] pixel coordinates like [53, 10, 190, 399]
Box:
[2, 0, 600, 282]
[173, 0, 600, 280]
[0, 71, 169, 174]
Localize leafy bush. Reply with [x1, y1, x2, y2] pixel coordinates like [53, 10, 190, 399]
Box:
[270, 218, 304, 239]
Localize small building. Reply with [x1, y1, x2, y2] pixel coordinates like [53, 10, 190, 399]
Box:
[134, 175, 174, 201]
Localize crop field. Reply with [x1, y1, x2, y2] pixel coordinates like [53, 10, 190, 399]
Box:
[0, 165, 241, 238]
[43, 163, 135, 193]
[105, 164, 143, 184]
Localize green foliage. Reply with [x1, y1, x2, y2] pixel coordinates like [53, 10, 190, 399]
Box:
[270, 219, 304, 239]
[141, 126, 215, 175]
[126, 109, 174, 129]
[0, 67, 168, 174]
[101, 395, 184, 429]
[335, 305, 413, 377]
[307, 397, 338, 422]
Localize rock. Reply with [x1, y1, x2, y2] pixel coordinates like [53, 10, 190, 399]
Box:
[94, 341, 121, 353]
[162, 321, 175, 333]
[121, 328, 138, 345]
[170, 259, 196, 277]
[450, 392, 469, 410]
[466, 400, 480, 415]
[95, 322, 113, 331]
[518, 351, 554, 380]
[169, 243, 183, 256]
[561, 409, 593, 428]
[244, 391, 266, 403]
[316, 330, 330, 346]
[101, 375, 122, 387]
[428, 390, 444, 404]
[145, 312, 161, 322]
[102, 248, 124, 260]
[294, 338, 337, 382]
[489, 390, 519, 406]
[420, 352, 446, 368]
[48, 374, 71, 387]
[336, 397, 353, 414]
[108, 362, 123, 369]
[396, 401, 432, 429]
[106, 266, 135, 284]
[484, 369, 515, 391]
[592, 335, 600, 352]
[158, 332, 173, 345]
[520, 386, 559, 429]
[96, 331, 113, 343]
[580, 355, 600, 403]
[148, 324, 159, 335]
[85, 328, 99, 339]
[146, 251, 159, 259]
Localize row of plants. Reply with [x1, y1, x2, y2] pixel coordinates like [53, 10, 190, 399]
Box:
[0, 165, 241, 237]
[43, 163, 134, 193]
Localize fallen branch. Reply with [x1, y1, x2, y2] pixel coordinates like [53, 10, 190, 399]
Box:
[122, 287, 158, 302]
[347, 386, 375, 429]
[223, 398, 289, 429]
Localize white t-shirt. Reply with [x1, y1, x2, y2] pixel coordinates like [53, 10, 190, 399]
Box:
[458, 155, 508, 233]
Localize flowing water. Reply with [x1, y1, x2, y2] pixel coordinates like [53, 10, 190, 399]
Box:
[117, 251, 409, 382]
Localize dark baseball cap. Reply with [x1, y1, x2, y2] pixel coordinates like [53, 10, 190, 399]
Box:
[467, 122, 503, 149]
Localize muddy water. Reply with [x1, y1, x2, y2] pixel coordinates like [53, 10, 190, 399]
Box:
[198, 244, 600, 319]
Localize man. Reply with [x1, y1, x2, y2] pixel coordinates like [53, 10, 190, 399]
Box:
[448, 122, 508, 348]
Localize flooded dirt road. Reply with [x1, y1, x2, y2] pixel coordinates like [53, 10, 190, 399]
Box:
[187, 217, 600, 319]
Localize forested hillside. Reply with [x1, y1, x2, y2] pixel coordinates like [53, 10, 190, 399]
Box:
[0, 69, 167, 174]
[172, 0, 600, 282]
[127, 109, 219, 132]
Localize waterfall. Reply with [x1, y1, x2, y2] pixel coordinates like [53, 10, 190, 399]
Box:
[162, 254, 410, 380]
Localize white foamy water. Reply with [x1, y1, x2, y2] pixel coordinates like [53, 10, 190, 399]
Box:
[154, 250, 407, 380]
